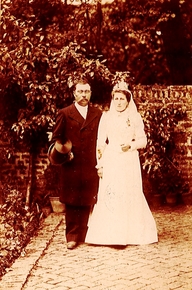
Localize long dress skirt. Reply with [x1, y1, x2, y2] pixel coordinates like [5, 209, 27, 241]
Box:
[85, 147, 158, 245]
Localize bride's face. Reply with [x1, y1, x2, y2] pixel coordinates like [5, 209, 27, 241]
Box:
[113, 92, 128, 112]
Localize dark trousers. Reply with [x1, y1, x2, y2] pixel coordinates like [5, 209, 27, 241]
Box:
[65, 204, 91, 243]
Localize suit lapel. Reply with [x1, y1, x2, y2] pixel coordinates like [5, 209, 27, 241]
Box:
[81, 105, 98, 129]
[68, 103, 85, 125]
[68, 104, 98, 129]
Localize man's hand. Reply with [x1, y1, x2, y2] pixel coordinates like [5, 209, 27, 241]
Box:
[68, 151, 74, 161]
[97, 148, 103, 160]
[97, 167, 103, 178]
[47, 131, 53, 142]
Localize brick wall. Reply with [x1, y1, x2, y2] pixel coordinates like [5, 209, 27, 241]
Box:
[0, 151, 30, 190]
[133, 85, 192, 191]
[34, 150, 50, 189]
[0, 85, 192, 198]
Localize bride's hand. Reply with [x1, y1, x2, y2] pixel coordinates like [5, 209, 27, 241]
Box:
[121, 144, 131, 152]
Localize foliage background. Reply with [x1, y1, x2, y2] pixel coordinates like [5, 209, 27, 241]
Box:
[0, 0, 191, 197]
[0, 0, 191, 277]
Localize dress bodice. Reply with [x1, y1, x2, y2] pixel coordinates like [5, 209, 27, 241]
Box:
[97, 109, 145, 153]
[106, 112, 135, 151]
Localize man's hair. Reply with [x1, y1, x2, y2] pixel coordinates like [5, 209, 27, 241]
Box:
[73, 76, 90, 91]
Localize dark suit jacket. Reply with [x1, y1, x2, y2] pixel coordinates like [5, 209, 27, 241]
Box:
[51, 103, 102, 206]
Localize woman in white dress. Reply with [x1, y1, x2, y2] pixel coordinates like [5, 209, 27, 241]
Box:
[85, 81, 158, 246]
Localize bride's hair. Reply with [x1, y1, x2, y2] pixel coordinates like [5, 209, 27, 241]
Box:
[111, 89, 131, 103]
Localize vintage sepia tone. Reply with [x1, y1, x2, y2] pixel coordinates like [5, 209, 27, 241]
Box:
[0, 0, 192, 289]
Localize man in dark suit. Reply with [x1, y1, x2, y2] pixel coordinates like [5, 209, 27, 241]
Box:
[49, 77, 102, 249]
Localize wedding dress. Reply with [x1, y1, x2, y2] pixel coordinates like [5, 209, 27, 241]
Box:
[85, 100, 158, 245]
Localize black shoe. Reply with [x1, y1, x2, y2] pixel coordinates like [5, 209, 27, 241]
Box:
[67, 241, 77, 250]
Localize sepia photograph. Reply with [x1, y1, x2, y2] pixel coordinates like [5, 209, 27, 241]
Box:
[0, 0, 192, 289]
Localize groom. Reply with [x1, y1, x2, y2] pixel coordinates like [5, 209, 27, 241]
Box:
[49, 77, 102, 249]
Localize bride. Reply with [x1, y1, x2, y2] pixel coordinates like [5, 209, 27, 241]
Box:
[85, 81, 158, 246]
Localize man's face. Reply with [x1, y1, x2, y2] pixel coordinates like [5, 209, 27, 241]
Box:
[74, 83, 91, 107]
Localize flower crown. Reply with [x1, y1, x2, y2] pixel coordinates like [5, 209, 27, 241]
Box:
[112, 81, 130, 92]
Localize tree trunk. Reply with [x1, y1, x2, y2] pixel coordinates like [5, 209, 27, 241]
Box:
[0, 181, 3, 205]
[96, 1, 103, 55]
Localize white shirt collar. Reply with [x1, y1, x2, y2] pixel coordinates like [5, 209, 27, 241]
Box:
[75, 102, 88, 119]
